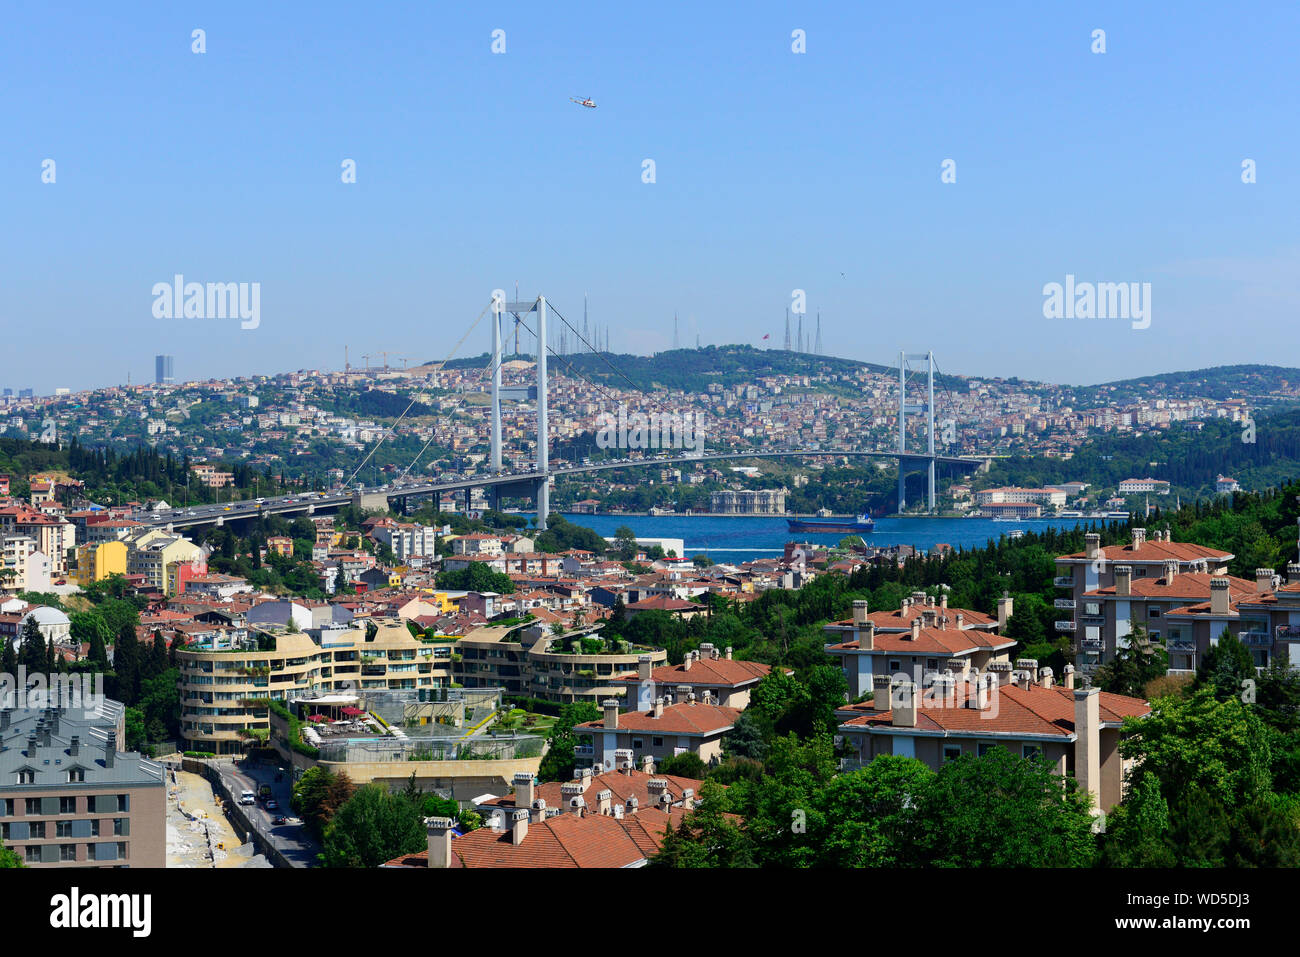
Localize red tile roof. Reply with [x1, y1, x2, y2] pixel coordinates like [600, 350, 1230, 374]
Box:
[577, 701, 740, 736]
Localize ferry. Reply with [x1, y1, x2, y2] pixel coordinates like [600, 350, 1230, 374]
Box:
[787, 513, 875, 534]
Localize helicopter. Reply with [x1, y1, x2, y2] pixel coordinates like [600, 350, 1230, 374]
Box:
[569, 96, 597, 108]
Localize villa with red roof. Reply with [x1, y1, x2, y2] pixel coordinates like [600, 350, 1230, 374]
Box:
[839, 662, 1150, 813]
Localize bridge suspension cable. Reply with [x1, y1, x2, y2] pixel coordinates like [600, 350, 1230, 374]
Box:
[345, 296, 496, 488]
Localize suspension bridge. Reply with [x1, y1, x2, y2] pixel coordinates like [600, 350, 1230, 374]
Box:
[135, 293, 990, 532]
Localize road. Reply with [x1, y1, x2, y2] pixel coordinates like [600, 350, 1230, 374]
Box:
[213, 759, 320, 868]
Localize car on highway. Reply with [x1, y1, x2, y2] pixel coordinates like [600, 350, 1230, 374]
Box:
[272, 815, 288, 826]
[238, 789, 256, 806]
[265, 799, 280, 811]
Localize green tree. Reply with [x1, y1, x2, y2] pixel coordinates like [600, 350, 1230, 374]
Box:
[537, 702, 601, 783]
[320, 783, 427, 868]
[816, 756, 936, 867]
[657, 751, 706, 779]
[0, 840, 22, 868]
[1195, 630, 1257, 703]
[1093, 627, 1168, 697]
[1120, 687, 1272, 808]
[913, 747, 1097, 867]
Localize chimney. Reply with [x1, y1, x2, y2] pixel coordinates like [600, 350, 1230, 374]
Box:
[700, 642, 715, 659]
[612, 803, 624, 820]
[561, 782, 585, 814]
[641, 753, 655, 775]
[513, 772, 535, 810]
[1288, 563, 1300, 586]
[1256, 568, 1275, 593]
[872, 674, 893, 709]
[637, 654, 653, 682]
[602, 699, 619, 730]
[653, 697, 664, 719]
[724, 646, 732, 660]
[1063, 664, 1076, 690]
[1074, 687, 1101, 815]
[626, 796, 639, 815]
[940, 593, 948, 612]
[1016, 658, 1038, 677]
[49, 710, 60, 735]
[425, 817, 455, 868]
[1210, 576, 1231, 616]
[1085, 533, 1101, 561]
[852, 599, 869, 625]
[1163, 560, 1178, 582]
[1038, 667, 1054, 689]
[858, 620, 875, 651]
[69, 735, 79, 756]
[892, 681, 917, 728]
[1131, 527, 1146, 549]
[909, 618, 921, 641]
[511, 808, 529, 845]
[682, 653, 692, 672]
[0, 710, 9, 731]
[687, 691, 697, 706]
[971, 673, 991, 710]
[595, 788, 612, 816]
[27, 734, 37, 759]
[997, 591, 1013, 631]
[647, 778, 669, 804]
[955, 613, 964, 631]
[578, 767, 593, 792]
[615, 747, 634, 773]
[531, 798, 547, 823]
[1115, 565, 1132, 597]
[105, 731, 116, 768]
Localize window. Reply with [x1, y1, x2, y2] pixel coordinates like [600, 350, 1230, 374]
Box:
[652, 737, 664, 748]
[68, 768, 85, 783]
[17, 770, 34, 785]
[888, 660, 901, 673]
[631, 738, 643, 750]
[926, 659, 939, 670]
[113, 818, 127, 836]
[1148, 607, 1161, 619]
[24, 798, 40, 815]
[116, 795, 128, 813]
[977, 743, 995, 757]
[1022, 744, 1042, 761]
[943, 745, 962, 762]
[29, 822, 45, 840]
[56, 821, 74, 838]
[59, 797, 75, 814]
[25, 847, 40, 864]
[1, 799, 12, 817]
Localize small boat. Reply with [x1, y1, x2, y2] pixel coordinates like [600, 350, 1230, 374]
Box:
[787, 513, 874, 534]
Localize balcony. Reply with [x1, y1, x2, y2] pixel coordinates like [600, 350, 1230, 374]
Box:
[1240, 632, 1273, 648]
[1079, 638, 1103, 651]
[1054, 620, 1077, 632]
[1054, 576, 1074, 588]
[1054, 599, 1076, 610]
[1167, 639, 1196, 653]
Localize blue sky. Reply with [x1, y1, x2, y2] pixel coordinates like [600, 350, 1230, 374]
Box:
[3, 1, 1298, 392]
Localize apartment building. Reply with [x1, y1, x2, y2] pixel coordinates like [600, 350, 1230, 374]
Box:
[190, 464, 234, 488]
[574, 695, 741, 769]
[824, 599, 1017, 699]
[838, 663, 1150, 813]
[613, 644, 771, 709]
[0, 533, 50, 594]
[455, 623, 667, 706]
[1156, 565, 1300, 673]
[372, 522, 437, 562]
[74, 540, 128, 586]
[1054, 529, 1233, 673]
[0, 505, 74, 576]
[0, 702, 165, 867]
[1078, 563, 1265, 670]
[125, 528, 206, 595]
[175, 619, 449, 755]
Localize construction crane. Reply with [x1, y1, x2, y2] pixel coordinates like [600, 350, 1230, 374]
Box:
[361, 354, 370, 372]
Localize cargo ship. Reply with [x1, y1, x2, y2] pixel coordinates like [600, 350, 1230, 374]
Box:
[787, 513, 875, 534]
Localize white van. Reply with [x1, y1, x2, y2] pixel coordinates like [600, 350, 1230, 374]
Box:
[238, 789, 256, 806]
